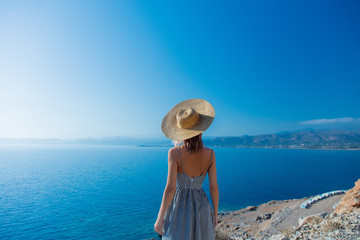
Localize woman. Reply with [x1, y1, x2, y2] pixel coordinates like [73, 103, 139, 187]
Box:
[154, 98, 219, 240]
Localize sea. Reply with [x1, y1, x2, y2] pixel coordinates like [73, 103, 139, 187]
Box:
[0, 145, 359, 240]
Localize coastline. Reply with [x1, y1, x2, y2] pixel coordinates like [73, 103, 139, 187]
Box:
[0, 143, 358, 151]
[137, 145, 360, 150]
[216, 194, 341, 239]
[215, 146, 360, 151]
[216, 186, 360, 240]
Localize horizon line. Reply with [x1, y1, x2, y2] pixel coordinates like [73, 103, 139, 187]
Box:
[1, 127, 359, 140]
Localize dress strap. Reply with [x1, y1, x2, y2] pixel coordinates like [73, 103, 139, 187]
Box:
[177, 148, 184, 173]
[201, 149, 213, 176]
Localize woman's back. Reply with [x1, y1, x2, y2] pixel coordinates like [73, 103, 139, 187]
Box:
[161, 145, 216, 240]
[175, 146, 213, 178]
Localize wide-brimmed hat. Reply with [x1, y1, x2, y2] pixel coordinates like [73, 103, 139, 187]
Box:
[161, 98, 215, 141]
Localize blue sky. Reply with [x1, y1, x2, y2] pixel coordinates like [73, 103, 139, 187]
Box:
[0, 0, 359, 139]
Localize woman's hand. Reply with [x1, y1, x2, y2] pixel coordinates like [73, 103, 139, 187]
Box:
[154, 218, 164, 235]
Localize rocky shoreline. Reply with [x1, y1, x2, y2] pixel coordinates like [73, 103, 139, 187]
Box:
[216, 179, 360, 240]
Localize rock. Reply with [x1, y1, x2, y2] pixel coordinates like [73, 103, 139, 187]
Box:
[268, 200, 277, 205]
[246, 205, 257, 211]
[264, 213, 272, 220]
[319, 212, 328, 219]
[353, 225, 360, 231]
[335, 179, 360, 214]
[281, 237, 290, 240]
[299, 214, 323, 226]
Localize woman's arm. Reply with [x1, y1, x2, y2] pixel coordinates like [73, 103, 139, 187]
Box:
[154, 148, 178, 234]
[208, 149, 219, 227]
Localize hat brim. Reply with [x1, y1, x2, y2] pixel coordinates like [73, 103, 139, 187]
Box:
[161, 99, 215, 141]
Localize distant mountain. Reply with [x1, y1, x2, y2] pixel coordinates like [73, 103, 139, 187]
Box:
[203, 129, 360, 149]
[1, 129, 359, 149]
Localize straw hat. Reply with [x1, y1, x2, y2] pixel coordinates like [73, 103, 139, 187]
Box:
[161, 98, 215, 141]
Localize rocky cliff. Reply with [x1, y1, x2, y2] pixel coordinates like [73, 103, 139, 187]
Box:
[334, 179, 360, 215]
[216, 179, 360, 240]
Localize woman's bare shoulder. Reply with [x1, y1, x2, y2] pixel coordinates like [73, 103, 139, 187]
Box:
[168, 147, 177, 153]
[203, 146, 214, 153]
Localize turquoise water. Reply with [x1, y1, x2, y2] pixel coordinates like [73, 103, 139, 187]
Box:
[0, 146, 359, 239]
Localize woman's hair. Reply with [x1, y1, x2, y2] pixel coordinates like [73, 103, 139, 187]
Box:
[173, 133, 203, 154]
